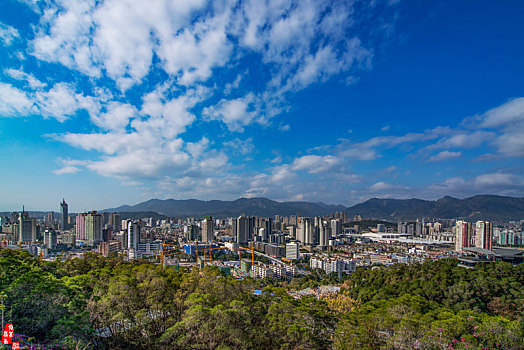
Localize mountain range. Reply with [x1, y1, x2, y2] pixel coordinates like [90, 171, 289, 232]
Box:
[104, 195, 524, 222]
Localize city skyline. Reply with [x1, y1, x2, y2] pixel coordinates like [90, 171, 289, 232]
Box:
[1, 0, 524, 211]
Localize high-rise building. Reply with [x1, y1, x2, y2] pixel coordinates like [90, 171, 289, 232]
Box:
[101, 212, 110, 226]
[258, 228, 268, 241]
[249, 216, 256, 241]
[18, 208, 36, 243]
[319, 220, 331, 247]
[455, 220, 472, 252]
[257, 218, 272, 239]
[236, 215, 249, 245]
[397, 221, 408, 234]
[122, 219, 131, 231]
[415, 221, 423, 235]
[286, 242, 300, 260]
[47, 211, 54, 224]
[44, 229, 57, 249]
[184, 224, 199, 241]
[201, 216, 214, 242]
[231, 218, 237, 239]
[287, 225, 296, 238]
[298, 218, 313, 245]
[60, 199, 68, 230]
[331, 219, 341, 237]
[109, 213, 122, 231]
[475, 221, 493, 250]
[76, 211, 103, 246]
[128, 222, 141, 250]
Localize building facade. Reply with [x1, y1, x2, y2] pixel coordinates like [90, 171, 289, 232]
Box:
[201, 216, 214, 242]
[76, 211, 103, 246]
[60, 199, 68, 230]
[475, 221, 493, 250]
[455, 220, 472, 252]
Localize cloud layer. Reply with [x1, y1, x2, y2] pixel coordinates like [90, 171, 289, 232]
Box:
[1, 0, 523, 206]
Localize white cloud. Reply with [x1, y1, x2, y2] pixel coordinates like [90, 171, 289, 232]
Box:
[123, 180, 143, 186]
[36, 83, 99, 122]
[9, 0, 410, 204]
[0, 83, 34, 116]
[92, 102, 136, 131]
[16, 0, 42, 13]
[476, 98, 524, 157]
[384, 166, 397, 172]
[185, 137, 210, 158]
[223, 138, 255, 155]
[224, 72, 245, 95]
[32, 0, 101, 77]
[291, 155, 340, 174]
[4, 68, 46, 89]
[270, 155, 283, 164]
[157, 5, 233, 86]
[428, 172, 524, 198]
[0, 22, 20, 46]
[493, 128, 524, 157]
[427, 131, 494, 150]
[53, 166, 81, 175]
[474, 173, 524, 188]
[369, 181, 403, 191]
[279, 124, 290, 132]
[203, 94, 258, 132]
[31, 0, 224, 89]
[428, 150, 461, 162]
[480, 97, 524, 128]
[53, 85, 220, 180]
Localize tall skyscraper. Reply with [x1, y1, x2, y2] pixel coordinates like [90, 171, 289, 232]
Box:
[475, 221, 493, 250]
[331, 219, 341, 237]
[415, 221, 423, 235]
[109, 213, 122, 231]
[76, 211, 103, 246]
[60, 199, 68, 230]
[319, 220, 331, 247]
[44, 229, 57, 249]
[128, 222, 141, 250]
[236, 215, 249, 245]
[298, 218, 313, 245]
[184, 224, 199, 241]
[455, 220, 472, 252]
[201, 216, 214, 242]
[257, 218, 272, 238]
[18, 207, 36, 243]
[47, 211, 54, 224]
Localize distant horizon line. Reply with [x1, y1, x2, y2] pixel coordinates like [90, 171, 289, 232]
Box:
[1, 193, 522, 213]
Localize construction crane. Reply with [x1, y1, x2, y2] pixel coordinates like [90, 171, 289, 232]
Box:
[238, 245, 255, 266]
[202, 245, 222, 263]
[157, 243, 179, 268]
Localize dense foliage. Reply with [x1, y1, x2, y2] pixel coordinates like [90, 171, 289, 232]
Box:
[0, 248, 522, 349]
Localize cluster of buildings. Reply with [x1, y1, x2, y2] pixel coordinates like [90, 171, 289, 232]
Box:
[310, 255, 356, 275]
[1, 199, 523, 279]
[455, 220, 493, 252]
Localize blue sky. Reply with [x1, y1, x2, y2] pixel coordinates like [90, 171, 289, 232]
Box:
[1, 0, 524, 211]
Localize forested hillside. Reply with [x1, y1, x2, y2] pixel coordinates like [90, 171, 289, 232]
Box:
[0, 249, 522, 349]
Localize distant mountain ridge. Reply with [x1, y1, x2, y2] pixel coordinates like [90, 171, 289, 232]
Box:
[104, 197, 346, 218]
[345, 195, 524, 222]
[104, 195, 524, 221]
